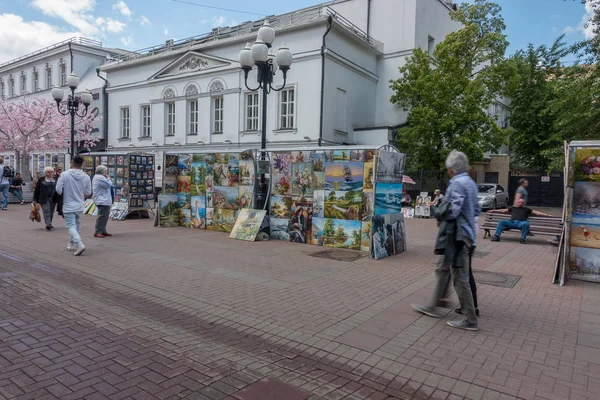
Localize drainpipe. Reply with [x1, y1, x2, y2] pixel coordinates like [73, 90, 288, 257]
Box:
[318, 16, 333, 147]
[367, 0, 372, 36]
[96, 68, 109, 150]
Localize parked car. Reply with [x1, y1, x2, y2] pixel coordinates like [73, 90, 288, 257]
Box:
[477, 183, 509, 210]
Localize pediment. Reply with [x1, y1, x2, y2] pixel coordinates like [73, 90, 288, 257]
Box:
[149, 51, 236, 80]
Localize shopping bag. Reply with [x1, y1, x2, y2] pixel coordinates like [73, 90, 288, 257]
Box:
[29, 202, 41, 223]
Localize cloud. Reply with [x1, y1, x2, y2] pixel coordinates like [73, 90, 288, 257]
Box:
[164, 28, 169, 36]
[0, 13, 79, 63]
[139, 15, 150, 26]
[32, 0, 99, 35]
[563, 2, 596, 39]
[113, 1, 132, 18]
[120, 36, 133, 47]
[106, 18, 126, 33]
[211, 16, 238, 28]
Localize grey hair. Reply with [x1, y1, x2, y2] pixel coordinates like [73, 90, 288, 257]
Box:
[44, 166, 55, 174]
[445, 150, 469, 174]
[96, 165, 108, 174]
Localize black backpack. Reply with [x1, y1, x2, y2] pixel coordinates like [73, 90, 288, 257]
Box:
[2, 165, 14, 179]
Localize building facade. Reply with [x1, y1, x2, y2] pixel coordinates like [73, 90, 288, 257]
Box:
[0, 37, 124, 175]
[101, 0, 463, 181]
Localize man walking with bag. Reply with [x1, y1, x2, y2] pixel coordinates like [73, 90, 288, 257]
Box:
[56, 156, 91, 256]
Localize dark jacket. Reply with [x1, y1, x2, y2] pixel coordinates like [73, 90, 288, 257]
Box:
[10, 177, 24, 189]
[433, 201, 466, 268]
[33, 177, 58, 205]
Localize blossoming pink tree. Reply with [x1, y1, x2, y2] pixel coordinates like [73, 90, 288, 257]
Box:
[0, 96, 99, 179]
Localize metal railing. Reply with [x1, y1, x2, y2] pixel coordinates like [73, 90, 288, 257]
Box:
[112, 5, 374, 64]
[0, 37, 103, 70]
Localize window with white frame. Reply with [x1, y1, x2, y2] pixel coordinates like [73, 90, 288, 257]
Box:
[188, 100, 198, 135]
[0, 80, 4, 99]
[21, 75, 26, 94]
[245, 92, 259, 131]
[60, 64, 67, 86]
[46, 67, 52, 89]
[9, 78, 14, 97]
[279, 87, 295, 129]
[212, 97, 223, 134]
[141, 105, 151, 138]
[120, 107, 130, 139]
[33, 71, 39, 91]
[166, 102, 176, 136]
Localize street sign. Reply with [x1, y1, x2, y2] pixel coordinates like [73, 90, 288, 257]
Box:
[541, 176, 550, 182]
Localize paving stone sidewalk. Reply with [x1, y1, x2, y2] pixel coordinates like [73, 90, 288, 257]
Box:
[0, 207, 598, 400]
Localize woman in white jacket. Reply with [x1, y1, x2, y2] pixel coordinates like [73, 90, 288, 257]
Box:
[92, 165, 114, 238]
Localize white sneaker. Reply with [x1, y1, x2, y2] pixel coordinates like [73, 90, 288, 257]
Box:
[74, 243, 86, 256]
[67, 243, 76, 251]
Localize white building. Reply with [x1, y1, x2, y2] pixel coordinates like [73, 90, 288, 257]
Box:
[102, 0, 462, 176]
[0, 37, 126, 175]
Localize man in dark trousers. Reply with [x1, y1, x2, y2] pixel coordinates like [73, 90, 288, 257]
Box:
[489, 198, 552, 243]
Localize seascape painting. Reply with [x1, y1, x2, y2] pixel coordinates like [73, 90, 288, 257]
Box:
[325, 162, 364, 192]
[177, 193, 190, 208]
[375, 182, 403, 215]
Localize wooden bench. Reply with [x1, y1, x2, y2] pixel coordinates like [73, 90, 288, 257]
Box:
[481, 212, 563, 239]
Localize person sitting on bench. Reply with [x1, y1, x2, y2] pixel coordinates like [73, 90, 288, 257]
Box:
[489, 199, 552, 244]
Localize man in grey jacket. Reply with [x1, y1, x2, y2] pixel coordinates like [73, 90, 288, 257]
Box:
[56, 156, 92, 256]
[412, 150, 480, 331]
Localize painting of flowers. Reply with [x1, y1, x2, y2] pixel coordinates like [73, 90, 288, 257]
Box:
[272, 153, 291, 175]
[272, 175, 291, 196]
[574, 149, 600, 182]
[292, 163, 314, 198]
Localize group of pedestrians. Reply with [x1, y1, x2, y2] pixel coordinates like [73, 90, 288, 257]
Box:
[0, 155, 114, 257]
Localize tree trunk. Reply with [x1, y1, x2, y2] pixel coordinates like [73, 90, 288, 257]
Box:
[18, 151, 32, 182]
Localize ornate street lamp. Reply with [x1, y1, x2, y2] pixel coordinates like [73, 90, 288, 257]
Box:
[51, 72, 92, 156]
[239, 20, 293, 211]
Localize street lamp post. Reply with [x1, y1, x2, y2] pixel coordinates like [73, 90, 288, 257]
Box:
[51, 72, 93, 156]
[239, 21, 293, 211]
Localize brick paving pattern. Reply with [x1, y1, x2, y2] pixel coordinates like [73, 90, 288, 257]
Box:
[0, 206, 598, 399]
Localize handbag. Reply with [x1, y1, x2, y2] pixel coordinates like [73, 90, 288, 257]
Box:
[29, 202, 41, 223]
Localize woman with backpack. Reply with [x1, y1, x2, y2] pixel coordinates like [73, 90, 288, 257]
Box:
[33, 167, 59, 231]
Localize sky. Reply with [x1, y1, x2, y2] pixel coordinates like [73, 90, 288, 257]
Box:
[0, 0, 594, 64]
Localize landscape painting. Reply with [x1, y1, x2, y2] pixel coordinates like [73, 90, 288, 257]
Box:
[177, 176, 191, 193]
[375, 182, 403, 215]
[178, 155, 192, 175]
[333, 150, 350, 162]
[270, 196, 292, 219]
[210, 209, 238, 232]
[376, 151, 405, 183]
[361, 221, 371, 252]
[312, 171, 325, 191]
[163, 177, 177, 194]
[213, 186, 240, 210]
[179, 209, 192, 228]
[229, 209, 267, 241]
[158, 195, 179, 227]
[190, 162, 207, 195]
[177, 193, 190, 208]
[325, 190, 362, 220]
[164, 155, 178, 176]
[190, 196, 206, 229]
[239, 160, 255, 186]
[574, 148, 600, 182]
[312, 217, 361, 249]
[272, 153, 291, 175]
[569, 246, 600, 282]
[573, 182, 600, 216]
[271, 218, 290, 241]
[292, 163, 314, 198]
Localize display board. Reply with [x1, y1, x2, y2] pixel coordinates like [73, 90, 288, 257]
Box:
[160, 151, 255, 232]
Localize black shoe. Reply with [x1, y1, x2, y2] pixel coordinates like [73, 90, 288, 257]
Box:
[46, 225, 51, 231]
[520, 239, 526, 244]
[455, 308, 480, 317]
[490, 235, 500, 242]
[528, 232, 534, 236]
[437, 299, 451, 308]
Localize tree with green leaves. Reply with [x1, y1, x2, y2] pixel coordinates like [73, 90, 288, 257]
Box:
[390, 0, 516, 170]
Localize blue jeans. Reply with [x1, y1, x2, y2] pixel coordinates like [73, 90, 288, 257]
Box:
[0, 184, 9, 208]
[64, 212, 83, 245]
[495, 219, 530, 240]
[13, 188, 23, 202]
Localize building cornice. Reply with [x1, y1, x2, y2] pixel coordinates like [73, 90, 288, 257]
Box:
[326, 50, 378, 83]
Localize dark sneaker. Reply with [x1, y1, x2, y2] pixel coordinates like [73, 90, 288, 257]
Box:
[102, 232, 113, 237]
[447, 320, 478, 331]
[490, 235, 501, 242]
[455, 308, 480, 317]
[46, 225, 51, 231]
[520, 239, 526, 244]
[437, 299, 451, 309]
[528, 232, 535, 236]
[411, 304, 441, 318]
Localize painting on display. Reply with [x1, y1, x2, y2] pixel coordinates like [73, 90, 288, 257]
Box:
[371, 214, 407, 260]
[238, 186, 253, 208]
[313, 190, 325, 218]
[177, 193, 190, 208]
[178, 155, 192, 175]
[177, 176, 191, 193]
[179, 209, 192, 228]
[272, 153, 291, 175]
[189, 161, 207, 196]
[291, 151, 311, 163]
[213, 186, 240, 210]
[313, 152, 325, 172]
[210, 209, 238, 233]
[374, 182, 403, 215]
[272, 175, 292, 196]
[311, 218, 361, 250]
[332, 150, 350, 162]
[271, 196, 293, 219]
[363, 162, 374, 191]
[239, 160, 255, 186]
[324, 162, 363, 220]
[573, 182, 600, 216]
[376, 151, 405, 183]
[190, 196, 206, 229]
[570, 216, 600, 249]
[573, 148, 600, 182]
[292, 163, 314, 199]
[270, 218, 290, 241]
[229, 209, 267, 241]
[289, 199, 313, 243]
[361, 221, 371, 252]
[402, 207, 415, 218]
[205, 165, 214, 192]
[213, 163, 236, 187]
[569, 246, 600, 282]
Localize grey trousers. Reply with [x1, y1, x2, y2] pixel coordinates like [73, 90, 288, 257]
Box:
[431, 242, 478, 326]
[95, 205, 111, 235]
[41, 201, 56, 226]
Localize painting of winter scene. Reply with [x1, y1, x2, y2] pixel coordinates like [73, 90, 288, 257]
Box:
[376, 151, 405, 183]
